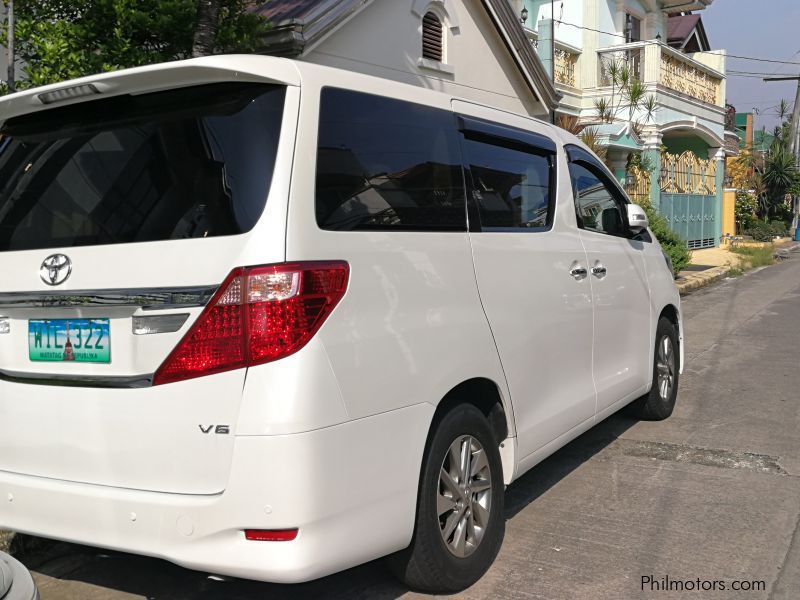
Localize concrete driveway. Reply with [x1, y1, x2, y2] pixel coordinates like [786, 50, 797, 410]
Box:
[5, 249, 800, 599]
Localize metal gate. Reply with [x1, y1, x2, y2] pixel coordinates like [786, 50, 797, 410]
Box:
[659, 151, 718, 249]
[659, 194, 718, 249]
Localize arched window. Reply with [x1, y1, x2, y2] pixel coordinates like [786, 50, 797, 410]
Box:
[422, 12, 443, 62]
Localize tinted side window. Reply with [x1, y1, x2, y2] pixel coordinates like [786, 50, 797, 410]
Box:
[315, 88, 465, 231]
[568, 162, 628, 237]
[462, 138, 552, 230]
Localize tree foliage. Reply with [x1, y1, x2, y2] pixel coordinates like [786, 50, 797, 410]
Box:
[555, 115, 608, 163]
[739, 107, 800, 223]
[734, 191, 757, 232]
[727, 150, 755, 191]
[5, 0, 269, 89]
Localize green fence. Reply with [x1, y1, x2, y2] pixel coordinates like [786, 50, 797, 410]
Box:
[660, 193, 719, 249]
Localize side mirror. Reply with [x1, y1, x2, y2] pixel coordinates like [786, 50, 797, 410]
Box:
[626, 203, 649, 233]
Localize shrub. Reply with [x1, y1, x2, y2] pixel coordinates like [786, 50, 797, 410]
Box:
[644, 205, 690, 276]
[769, 219, 789, 237]
[743, 219, 788, 241]
[734, 191, 757, 233]
[743, 220, 772, 242]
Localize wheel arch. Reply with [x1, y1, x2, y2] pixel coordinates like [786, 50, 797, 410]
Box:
[426, 377, 515, 484]
[658, 303, 683, 372]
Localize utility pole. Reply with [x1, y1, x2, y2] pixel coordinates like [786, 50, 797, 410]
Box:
[764, 75, 800, 235]
[5, 0, 13, 93]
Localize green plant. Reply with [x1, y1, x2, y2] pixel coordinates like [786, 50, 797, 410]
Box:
[594, 57, 657, 132]
[734, 191, 757, 233]
[743, 220, 786, 242]
[769, 219, 789, 237]
[554, 116, 608, 163]
[579, 127, 607, 162]
[627, 152, 655, 174]
[4, 0, 270, 89]
[643, 203, 690, 276]
[762, 148, 798, 218]
[730, 245, 775, 269]
[0, 529, 12, 554]
[727, 267, 743, 278]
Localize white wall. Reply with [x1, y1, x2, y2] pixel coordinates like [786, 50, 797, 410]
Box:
[303, 0, 548, 117]
[525, 0, 584, 49]
[598, 0, 618, 48]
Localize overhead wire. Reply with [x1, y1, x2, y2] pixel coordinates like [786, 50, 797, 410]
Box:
[552, 19, 800, 66]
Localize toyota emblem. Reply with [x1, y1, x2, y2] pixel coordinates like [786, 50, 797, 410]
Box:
[40, 254, 72, 286]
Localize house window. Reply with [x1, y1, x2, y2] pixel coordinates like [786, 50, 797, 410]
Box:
[624, 13, 642, 78]
[625, 13, 642, 42]
[422, 12, 443, 62]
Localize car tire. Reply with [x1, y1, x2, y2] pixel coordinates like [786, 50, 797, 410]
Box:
[629, 317, 679, 421]
[0, 551, 39, 600]
[389, 403, 505, 593]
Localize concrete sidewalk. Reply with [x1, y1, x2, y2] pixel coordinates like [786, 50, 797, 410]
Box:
[675, 238, 797, 294]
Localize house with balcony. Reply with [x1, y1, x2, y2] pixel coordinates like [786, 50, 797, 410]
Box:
[514, 0, 731, 249]
[251, 0, 560, 119]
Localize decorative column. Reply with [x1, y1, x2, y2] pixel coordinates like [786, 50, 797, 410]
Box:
[608, 153, 628, 184]
[710, 147, 726, 246]
[537, 18, 554, 79]
[642, 127, 663, 212]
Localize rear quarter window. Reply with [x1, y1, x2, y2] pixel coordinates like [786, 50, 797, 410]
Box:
[315, 88, 466, 231]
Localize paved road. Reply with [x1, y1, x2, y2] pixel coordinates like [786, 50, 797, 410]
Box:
[9, 249, 800, 599]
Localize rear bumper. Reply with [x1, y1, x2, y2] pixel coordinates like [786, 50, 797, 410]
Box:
[0, 403, 433, 583]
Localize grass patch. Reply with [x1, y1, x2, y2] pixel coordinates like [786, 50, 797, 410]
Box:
[730, 245, 775, 271]
[0, 530, 13, 553]
[727, 267, 744, 278]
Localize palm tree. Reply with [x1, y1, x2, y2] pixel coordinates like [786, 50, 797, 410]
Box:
[593, 59, 657, 131]
[751, 173, 768, 218]
[555, 115, 607, 162]
[763, 149, 797, 218]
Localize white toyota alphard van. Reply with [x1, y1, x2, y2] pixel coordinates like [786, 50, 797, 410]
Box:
[0, 55, 682, 593]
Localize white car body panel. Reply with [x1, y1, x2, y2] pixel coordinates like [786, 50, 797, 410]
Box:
[451, 100, 596, 462]
[580, 229, 652, 412]
[0, 55, 682, 583]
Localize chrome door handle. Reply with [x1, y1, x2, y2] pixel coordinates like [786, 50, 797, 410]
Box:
[591, 265, 607, 277]
[570, 266, 588, 279]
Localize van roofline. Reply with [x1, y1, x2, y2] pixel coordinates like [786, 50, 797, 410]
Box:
[0, 54, 302, 123]
[0, 54, 561, 140]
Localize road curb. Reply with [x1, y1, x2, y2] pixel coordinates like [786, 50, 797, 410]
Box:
[775, 242, 800, 259]
[675, 242, 800, 295]
[676, 266, 731, 295]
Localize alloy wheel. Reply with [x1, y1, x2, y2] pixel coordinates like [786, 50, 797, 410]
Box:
[437, 435, 493, 558]
[656, 335, 675, 402]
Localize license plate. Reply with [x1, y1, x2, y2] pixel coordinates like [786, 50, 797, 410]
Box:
[28, 319, 111, 363]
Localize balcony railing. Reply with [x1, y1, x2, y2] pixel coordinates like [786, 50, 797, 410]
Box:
[596, 41, 724, 107]
[598, 47, 644, 86]
[554, 48, 578, 87]
[525, 28, 580, 88]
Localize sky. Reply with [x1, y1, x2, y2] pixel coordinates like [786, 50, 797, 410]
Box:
[702, 0, 800, 134]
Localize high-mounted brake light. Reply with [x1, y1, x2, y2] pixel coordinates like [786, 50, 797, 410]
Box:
[153, 261, 349, 385]
[38, 83, 101, 105]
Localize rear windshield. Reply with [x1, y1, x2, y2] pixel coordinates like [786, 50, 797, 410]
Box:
[0, 83, 286, 252]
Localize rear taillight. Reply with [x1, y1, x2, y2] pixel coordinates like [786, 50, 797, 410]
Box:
[153, 261, 349, 385]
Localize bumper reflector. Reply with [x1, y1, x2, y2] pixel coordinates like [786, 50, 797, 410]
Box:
[244, 529, 298, 542]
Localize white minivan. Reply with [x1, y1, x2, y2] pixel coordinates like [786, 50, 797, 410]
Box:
[0, 55, 682, 593]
